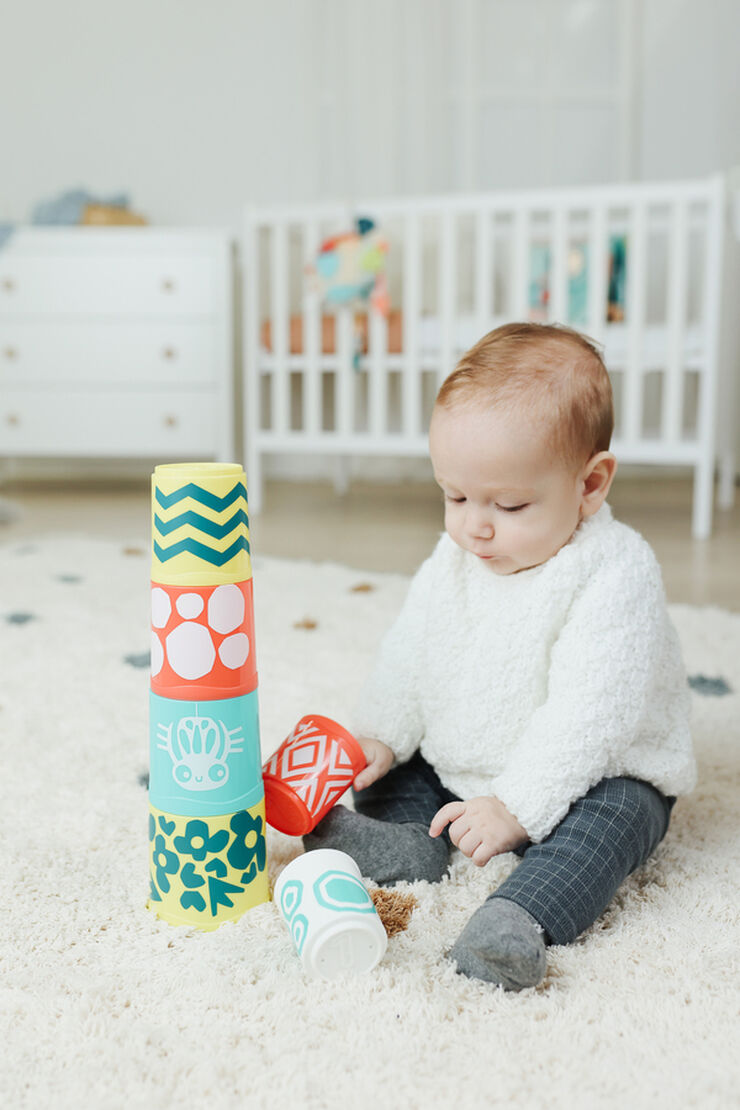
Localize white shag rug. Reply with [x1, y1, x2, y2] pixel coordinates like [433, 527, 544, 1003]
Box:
[1, 535, 739, 1110]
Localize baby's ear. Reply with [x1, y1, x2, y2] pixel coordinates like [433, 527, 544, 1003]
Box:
[580, 451, 617, 516]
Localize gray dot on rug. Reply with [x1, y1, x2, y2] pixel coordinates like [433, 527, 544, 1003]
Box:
[138, 772, 150, 788]
[125, 652, 151, 668]
[56, 573, 83, 583]
[687, 674, 732, 696]
[5, 612, 36, 624]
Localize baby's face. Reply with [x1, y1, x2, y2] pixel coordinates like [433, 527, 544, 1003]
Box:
[429, 402, 587, 575]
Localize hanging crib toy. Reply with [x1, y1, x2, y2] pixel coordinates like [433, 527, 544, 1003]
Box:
[306, 217, 389, 369]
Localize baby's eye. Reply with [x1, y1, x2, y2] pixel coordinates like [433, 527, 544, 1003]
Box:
[444, 494, 466, 503]
[497, 503, 529, 513]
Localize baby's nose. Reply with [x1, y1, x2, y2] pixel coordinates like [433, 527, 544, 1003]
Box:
[468, 505, 494, 539]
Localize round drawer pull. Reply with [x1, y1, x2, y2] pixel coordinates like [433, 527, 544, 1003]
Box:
[1, 277, 16, 293]
[163, 414, 179, 428]
[3, 346, 18, 360]
[162, 346, 178, 360]
[161, 278, 177, 293]
[6, 413, 20, 426]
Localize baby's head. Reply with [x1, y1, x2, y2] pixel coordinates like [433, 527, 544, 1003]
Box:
[429, 322, 617, 575]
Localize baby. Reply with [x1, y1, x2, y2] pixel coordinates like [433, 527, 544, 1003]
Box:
[304, 322, 696, 990]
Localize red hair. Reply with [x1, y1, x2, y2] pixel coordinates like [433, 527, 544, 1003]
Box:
[435, 323, 614, 467]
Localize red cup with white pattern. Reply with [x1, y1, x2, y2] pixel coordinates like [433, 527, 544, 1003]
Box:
[262, 715, 367, 835]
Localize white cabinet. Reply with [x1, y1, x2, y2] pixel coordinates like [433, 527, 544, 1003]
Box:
[0, 228, 234, 462]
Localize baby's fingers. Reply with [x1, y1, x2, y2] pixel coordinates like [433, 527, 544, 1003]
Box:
[353, 764, 378, 791]
[353, 753, 384, 791]
[471, 842, 496, 868]
[429, 801, 466, 838]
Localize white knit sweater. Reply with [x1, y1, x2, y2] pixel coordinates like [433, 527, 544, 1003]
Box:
[352, 504, 696, 843]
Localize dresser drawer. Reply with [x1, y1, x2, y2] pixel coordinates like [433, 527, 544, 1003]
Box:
[0, 321, 219, 387]
[0, 252, 219, 317]
[0, 390, 221, 456]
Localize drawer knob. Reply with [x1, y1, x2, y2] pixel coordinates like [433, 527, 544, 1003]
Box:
[1, 277, 16, 293]
[161, 278, 177, 293]
[3, 346, 18, 360]
[163, 414, 179, 428]
[162, 346, 177, 360]
[6, 413, 20, 426]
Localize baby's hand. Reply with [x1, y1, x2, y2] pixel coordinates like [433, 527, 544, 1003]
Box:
[429, 796, 529, 867]
[353, 736, 394, 791]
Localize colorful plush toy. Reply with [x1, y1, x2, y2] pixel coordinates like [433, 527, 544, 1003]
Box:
[306, 217, 389, 367]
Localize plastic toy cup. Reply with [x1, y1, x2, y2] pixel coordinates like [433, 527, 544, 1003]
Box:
[262, 715, 366, 835]
[274, 848, 388, 978]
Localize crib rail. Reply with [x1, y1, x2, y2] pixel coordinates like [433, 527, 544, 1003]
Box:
[243, 175, 726, 536]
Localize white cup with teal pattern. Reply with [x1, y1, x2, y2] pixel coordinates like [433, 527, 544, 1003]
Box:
[274, 848, 388, 978]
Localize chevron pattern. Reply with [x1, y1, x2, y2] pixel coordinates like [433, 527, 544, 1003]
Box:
[154, 508, 249, 539]
[152, 479, 251, 584]
[153, 535, 249, 566]
[154, 482, 248, 512]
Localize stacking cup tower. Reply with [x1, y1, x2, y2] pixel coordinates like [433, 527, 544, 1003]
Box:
[147, 462, 269, 929]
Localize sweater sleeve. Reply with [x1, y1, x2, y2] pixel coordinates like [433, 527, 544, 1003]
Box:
[490, 544, 683, 843]
[350, 553, 435, 764]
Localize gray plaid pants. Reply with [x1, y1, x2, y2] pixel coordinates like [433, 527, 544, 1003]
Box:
[353, 750, 675, 946]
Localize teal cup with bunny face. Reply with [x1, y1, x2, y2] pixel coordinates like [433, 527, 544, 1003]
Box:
[274, 848, 388, 978]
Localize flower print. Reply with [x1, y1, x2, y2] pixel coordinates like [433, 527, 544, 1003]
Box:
[180, 891, 207, 913]
[227, 810, 266, 882]
[173, 819, 228, 862]
[180, 862, 206, 889]
[152, 835, 179, 894]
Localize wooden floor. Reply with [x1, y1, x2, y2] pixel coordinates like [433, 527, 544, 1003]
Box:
[1, 471, 738, 610]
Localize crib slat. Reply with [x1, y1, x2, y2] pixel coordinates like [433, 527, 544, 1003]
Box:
[663, 200, 688, 444]
[402, 211, 421, 437]
[243, 209, 262, 513]
[474, 206, 492, 339]
[302, 219, 322, 438]
[510, 209, 529, 321]
[270, 222, 289, 437]
[336, 306, 354, 435]
[439, 209, 457, 383]
[587, 206, 608, 343]
[369, 307, 389, 436]
[691, 178, 724, 538]
[550, 207, 568, 325]
[624, 202, 647, 444]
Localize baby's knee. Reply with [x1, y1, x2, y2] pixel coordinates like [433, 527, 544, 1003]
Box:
[586, 777, 671, 867]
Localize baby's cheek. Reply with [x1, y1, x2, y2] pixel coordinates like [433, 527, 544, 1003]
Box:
[522, 517, 556, 549]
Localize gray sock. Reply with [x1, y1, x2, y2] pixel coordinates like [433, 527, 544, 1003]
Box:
[303, 804, 449, 885]
[448, 897, 547, 990]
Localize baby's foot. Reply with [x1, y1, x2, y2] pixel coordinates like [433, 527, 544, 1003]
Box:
[448, 897, 546, 990]
[303, 804, 449, 885]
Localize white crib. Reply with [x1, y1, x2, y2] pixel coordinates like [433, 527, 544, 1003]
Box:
[243, 175, 734, 537]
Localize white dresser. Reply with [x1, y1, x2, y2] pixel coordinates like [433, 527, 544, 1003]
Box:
[0, 228, 234, 462]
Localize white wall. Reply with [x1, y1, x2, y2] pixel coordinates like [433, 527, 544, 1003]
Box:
[639, 0, 740, 180]
[0, 0, 322, 227]
[1, 0, 738, 481]
[6, 0, 737, 232]
[3, 1, 738, 222]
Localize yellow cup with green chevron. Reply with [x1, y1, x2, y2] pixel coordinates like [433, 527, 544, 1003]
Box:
[148, 799, 270, 929]
[152, 462, 251, 587]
